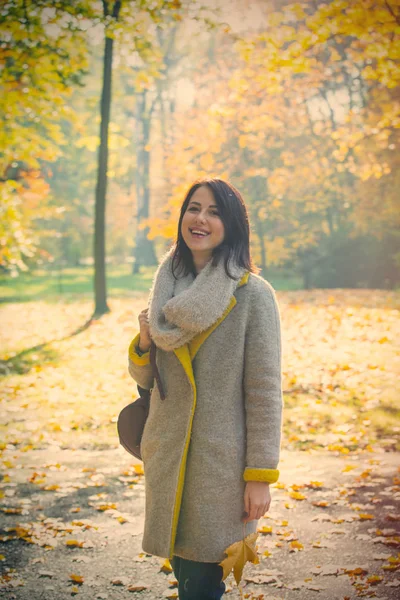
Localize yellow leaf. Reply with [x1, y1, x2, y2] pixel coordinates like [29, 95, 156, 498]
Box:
[69, 574, 84, 584]
[116, 516, 127, 524]
[289, 491, 306, 500]
[290, 540, 304, 551]
[96, 503, 117, 511]
[308, 481, 324, 488]
[160, 559, 173, 573]
[66, 540, 84, 548]
[218, 532, 259, 585]
[258, 525, 273, 534]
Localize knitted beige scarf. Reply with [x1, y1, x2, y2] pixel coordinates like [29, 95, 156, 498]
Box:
[148, 247, 246, 352]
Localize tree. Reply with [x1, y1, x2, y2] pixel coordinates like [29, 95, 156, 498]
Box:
[93, 0, 122, 317]
[143, 0, 399, 288]
[0, 0, 92, 272]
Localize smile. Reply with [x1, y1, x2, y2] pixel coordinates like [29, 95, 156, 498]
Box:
[190, 229, 210, 237]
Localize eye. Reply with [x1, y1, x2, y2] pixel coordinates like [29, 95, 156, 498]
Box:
[188, 206, 198, 212]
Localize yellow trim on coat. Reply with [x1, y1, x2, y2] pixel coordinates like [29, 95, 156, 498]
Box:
[128, 333, 150, 366]
[169, 343, 196, 558]
[239, 271, 250, 286]
[243, 467, 280, 484]
[168, 270, 250, 557]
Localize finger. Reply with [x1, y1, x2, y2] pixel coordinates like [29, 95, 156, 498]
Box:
[242, 488, 250, 523]
[246, 496, 254, 522]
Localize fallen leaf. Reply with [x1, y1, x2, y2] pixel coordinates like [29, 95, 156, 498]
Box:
[218, 532, 259, 585]
[69, 574, 84, 584]
[127, 582, 149, 591]
[160, 559, 172, 574]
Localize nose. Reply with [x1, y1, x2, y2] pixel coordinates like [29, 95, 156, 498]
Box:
[195, 211, 207, 224]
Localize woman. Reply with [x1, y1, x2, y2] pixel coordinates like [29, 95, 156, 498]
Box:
[128, 178, 283, 599]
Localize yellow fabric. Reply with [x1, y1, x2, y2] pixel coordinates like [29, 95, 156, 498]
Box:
[128, 333, 150, 366]
[243, 467, 280, 484]
[170, 344, 196, 557]
[239, 271, 250, 286]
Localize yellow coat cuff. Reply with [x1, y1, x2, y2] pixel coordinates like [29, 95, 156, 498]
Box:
[243, 467, 279, 484]
[129, 333, 150, 366]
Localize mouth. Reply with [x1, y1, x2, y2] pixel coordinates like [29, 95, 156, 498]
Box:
[189, 228, 210, 238]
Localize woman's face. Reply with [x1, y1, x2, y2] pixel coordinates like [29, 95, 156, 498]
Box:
[181, 186, 225, 257]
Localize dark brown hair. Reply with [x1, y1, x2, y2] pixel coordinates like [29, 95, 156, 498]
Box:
[171, 177, 259, 280]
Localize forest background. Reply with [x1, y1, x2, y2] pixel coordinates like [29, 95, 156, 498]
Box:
[1, 0, 399, 314]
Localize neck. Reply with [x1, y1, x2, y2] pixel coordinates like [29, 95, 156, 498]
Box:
[192, 251, 212, 275]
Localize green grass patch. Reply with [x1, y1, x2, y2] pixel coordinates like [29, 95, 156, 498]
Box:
[0, 265, 157, 303]
[0, 264, 302, 303]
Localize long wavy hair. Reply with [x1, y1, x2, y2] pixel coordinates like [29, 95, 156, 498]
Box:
[170, 177, 259, 280]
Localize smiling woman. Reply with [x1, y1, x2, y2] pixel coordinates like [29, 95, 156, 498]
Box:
[127, 177, 283, 599]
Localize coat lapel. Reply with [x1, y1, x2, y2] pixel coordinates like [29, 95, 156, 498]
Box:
[189, 270, 249, 361]
[172, 271, 250, 376]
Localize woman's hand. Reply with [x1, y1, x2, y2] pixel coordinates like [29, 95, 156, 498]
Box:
[242, 481, 271, 523]
[138, 308, 151, 352]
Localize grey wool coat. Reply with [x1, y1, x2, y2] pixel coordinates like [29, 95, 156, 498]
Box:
[128, 270, 283, 564]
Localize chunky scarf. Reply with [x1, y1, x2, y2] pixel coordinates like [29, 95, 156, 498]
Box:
[148, 247, 246, 352]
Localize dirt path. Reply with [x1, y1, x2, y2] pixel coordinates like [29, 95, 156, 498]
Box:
[1, 447, 399, 599]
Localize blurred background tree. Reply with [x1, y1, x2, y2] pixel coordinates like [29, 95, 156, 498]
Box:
[1, 0, 398, 308]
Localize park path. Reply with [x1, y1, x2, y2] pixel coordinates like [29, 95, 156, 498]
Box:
[0, 446, 399, 599]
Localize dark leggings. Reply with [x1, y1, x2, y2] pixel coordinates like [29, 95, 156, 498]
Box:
[170, 555, 226, 600]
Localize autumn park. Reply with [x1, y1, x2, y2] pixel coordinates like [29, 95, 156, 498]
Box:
[0, 0, 399, 598]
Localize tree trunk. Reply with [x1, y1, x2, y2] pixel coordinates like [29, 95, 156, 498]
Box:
[255, 218, 267, 277]
[302, 266, 312, 290]
[132, 90, 157, 274]
[93, 0, 121, 318]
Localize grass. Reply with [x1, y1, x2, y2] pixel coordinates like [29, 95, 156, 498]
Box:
[0, 265, 156, 303]
[0, 264, 303, 303]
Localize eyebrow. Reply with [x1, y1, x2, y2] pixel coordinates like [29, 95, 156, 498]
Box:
[189, 201, 219, 208]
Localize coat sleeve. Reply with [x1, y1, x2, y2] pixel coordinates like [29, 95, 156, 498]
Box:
[243, 279, 283, 484]
[128, 332, 154, 390]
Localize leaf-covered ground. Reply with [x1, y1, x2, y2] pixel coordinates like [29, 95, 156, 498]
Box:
[0, 290, 399, 598]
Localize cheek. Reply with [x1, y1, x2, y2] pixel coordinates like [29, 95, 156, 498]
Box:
[214, 221, 225, 240]
[181, 213, 190, 230]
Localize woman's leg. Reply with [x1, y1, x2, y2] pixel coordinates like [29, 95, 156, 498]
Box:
[170, 555, 182, 582]
[170, 555, 226, 600]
